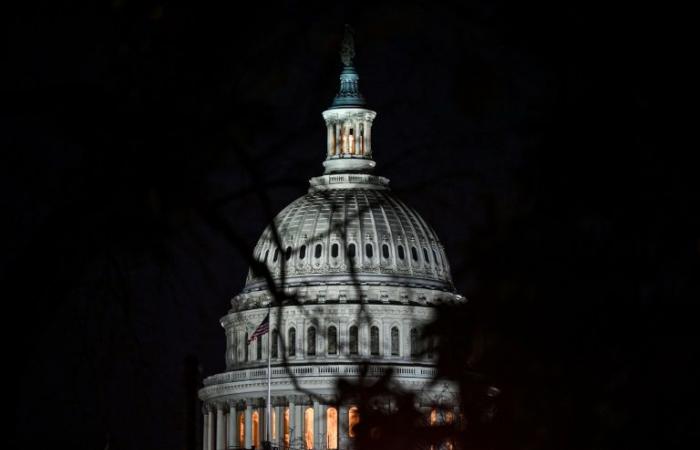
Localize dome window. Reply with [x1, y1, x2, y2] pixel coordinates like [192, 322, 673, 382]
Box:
[288, 328, 296, 357]
[370, 326, 380, 356]
[391, 326, 400, 356]
[382, 244, 390, 259]
[327, 326, 338, 355]
[423, 247, 430, 262]
[348, 243, 356, 259]
[411, 246, 419, 262]
[299, 245, 306, 259]
[315, 244, 322, 259]
[348, 325, 358, 355]
[264, 249, 269, 262]
[273, 248, 279, 262]
[331, 243, 339, 258]
[285, 246, 292, 261]
[365, 243, 373, 258]
[307, 327, 316, 356]
[397, 245, 405, 260]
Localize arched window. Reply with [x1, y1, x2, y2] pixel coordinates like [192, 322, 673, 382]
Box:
[410, 328, 419, 357]
[256, 334, 262, 360]
[423, 247, 430, 262]
[331, 243, 339, 258]
[370, 326, 379, 356]
[273, 248, 279, 262]
[348, 406, 360, 438]
[382, 243, 390, 259]
[238, 411, 245, 447]
[307, 327, 316, 356]
[327, 407, 339, 449]
[288, 328, 296, 357]
[299, 245, 306, 259]
[327, 326, 338, 354]
[391, 326, 400, 356]
[348, 243, 356, 259]
[252, 410, 260, 448]
[304, 407, 314, 450]
[315, 243, 322, 258]
[244, 332, 249, 361]
[397, 245, 405, 260]
[264, 249, 269, 262]
[348, 325, 359, 355]
[271, 329, 279, 358]
[411, 246, 419, 261]
[365, 243, 373, 258]
[285, 246, 292, 261]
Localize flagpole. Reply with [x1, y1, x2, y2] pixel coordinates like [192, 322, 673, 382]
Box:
[266, 301, 272, 447]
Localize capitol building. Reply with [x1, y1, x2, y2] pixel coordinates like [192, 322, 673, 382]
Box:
[199, 32, 466, 450]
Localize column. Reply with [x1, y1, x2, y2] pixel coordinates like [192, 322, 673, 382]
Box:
[338, 405, 349, 450]
[335, 123, 341, 156]
[216, 404, 226, 450]
[207, 407, 216, 450]
[327, 124, 334, 156]
[288, 399, 296, 449]
[354, 120, 360, 155]
[316, 402, 327, 450]
[294, 402, 303, 449]
[365, 120, 372, 156]
[228, 403, 237, 449]
[203, 409, 210, 450]
[275, 405, 283, 447]
[245, 402, 253, 449]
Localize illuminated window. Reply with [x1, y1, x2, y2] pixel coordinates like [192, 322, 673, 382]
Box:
[370, 326, 379, 356]
[252, 410, 260, 448]
[391, 326, 400, 356]
[304, 407, 314, 449]
[307, 327, 316, 356]
[349, 325, 358, 355]
[430, 408, 437, 425]
[284, 407, 290, 448]
[327, 407, 338, 449]
[327, 326, 338, 354]
[348, 406, 360, 438]
[238, 412, 245, 447]
[288, 328, 296, 356]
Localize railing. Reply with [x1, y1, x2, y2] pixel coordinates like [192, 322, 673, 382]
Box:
[203, 363, 437, 387]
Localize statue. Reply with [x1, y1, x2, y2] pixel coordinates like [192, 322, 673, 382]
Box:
[340, 24, 355, 67]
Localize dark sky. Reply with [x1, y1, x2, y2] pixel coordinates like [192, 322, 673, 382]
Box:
[5, 1, 697, 450]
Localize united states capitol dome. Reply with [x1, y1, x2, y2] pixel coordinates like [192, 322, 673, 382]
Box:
[245, 180, 454, 293]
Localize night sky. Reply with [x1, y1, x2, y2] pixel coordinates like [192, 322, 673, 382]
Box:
[5, 2, 697, 450]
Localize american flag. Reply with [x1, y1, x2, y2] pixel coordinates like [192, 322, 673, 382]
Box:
[247, 313, 269, 343]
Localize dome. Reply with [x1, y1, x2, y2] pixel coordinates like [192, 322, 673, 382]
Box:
[244, 174, 454, 293]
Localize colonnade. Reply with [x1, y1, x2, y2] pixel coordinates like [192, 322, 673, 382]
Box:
[202, 396, 351, 450]
[326, 119, 372, 158]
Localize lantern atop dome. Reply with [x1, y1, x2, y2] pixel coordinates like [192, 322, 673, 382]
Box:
[322, 25, 377, 174]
